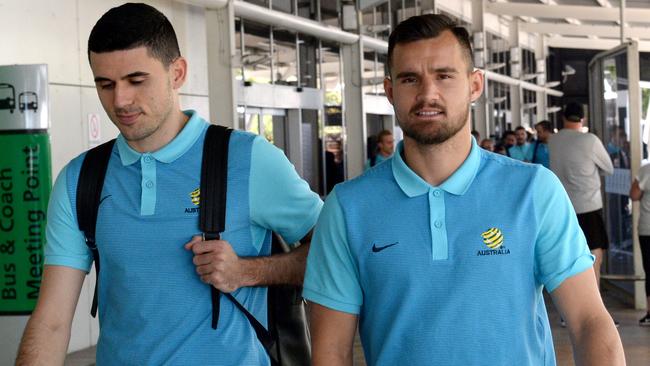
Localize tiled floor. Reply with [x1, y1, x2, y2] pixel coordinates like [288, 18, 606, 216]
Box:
[66, 289, 650, 366]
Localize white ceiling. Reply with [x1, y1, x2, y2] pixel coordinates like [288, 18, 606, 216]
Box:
[487, 0, 650, 50]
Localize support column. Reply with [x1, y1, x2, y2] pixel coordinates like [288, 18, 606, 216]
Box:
[206, 3, 239, 129]
[509, 19, 523, 128]
[287, 109, 304, 177]
[535, 35, 548, 121]
[471, 0, 489, 138]
[627, 41, 646, 310]
[342, 39, 366, 179]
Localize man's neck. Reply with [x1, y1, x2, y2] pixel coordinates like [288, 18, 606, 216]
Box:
[129, 109, 189, 153]
[379, 150, 392, 158]
[563, 121, 583, 131]
[402, 126, 472, 187]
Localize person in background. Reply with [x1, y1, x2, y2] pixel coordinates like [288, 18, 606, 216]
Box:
[502, 130, 516, 156]
[326, 139, 345, 194]
[508, 126, 532, 162]
[608, 125, 630, 169]
[365, 129, 395, 170]
[549, 102, 616, 326]
[628, 166, 650, 326]
[531, 120, 553, 168]
[479, 138, 494, 152]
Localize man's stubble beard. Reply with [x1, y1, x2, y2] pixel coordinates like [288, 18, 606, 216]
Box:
[398, 102, 470, 146]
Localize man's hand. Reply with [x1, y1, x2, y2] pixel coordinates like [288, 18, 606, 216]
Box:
[184, 235, 250, 293]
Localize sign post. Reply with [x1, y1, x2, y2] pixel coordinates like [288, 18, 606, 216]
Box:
[0, 64, 52, 315]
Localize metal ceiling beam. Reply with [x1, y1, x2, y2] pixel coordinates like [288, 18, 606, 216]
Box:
[486, 2, 650, 23]
[547, 36, 650, 52]
[521, 22, 650, 40]
[484, 70, 563, 97]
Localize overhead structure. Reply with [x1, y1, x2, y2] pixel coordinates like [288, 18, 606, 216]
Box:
[177, 0, 562, 96]
[487, 1, 650, 52]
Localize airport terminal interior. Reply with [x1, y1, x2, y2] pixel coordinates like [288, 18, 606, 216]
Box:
[1, 0, 650, 364]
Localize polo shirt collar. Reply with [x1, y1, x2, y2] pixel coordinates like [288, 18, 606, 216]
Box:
[117, 110, 204, 166]
[392, 137, 481, 197]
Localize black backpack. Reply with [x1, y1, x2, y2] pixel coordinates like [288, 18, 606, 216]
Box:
[76, 124, 311, 366]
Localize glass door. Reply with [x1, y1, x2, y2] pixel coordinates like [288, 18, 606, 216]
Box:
[588, 41, 645, 308]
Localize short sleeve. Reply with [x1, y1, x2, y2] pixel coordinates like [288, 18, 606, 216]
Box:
[44, 165, 93, 272]
[302, 190, 362, 314]
[534, 167, 594, 291]
[638, 165, 650, 191]
[249, 136, 323, 244]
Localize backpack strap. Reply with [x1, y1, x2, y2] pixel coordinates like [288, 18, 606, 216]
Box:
[200, 125, 232, 329]
[76, 139, 116, 318]
[201, 125, 277, 363]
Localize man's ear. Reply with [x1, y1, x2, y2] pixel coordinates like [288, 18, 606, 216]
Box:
[170, 56, 188, 90]
[384, 76, 394, 105]
[469, 69, 484, 102]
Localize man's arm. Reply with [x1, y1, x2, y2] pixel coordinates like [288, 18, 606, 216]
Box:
[185, 231, 312, 293]
[630, 179, 643, 201]
[309, 302, 358, 366]
[550, 267, 625, 366]
[16, 265, 86, 365]
[593, 137, 615, 175]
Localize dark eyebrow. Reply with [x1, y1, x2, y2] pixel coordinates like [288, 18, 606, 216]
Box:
[394, 67, 459, 80]
[432, 67, 459, 74]
[125, 71, 149, 78]
[394, 71, 419, 80]
[94, 71, 150, 83]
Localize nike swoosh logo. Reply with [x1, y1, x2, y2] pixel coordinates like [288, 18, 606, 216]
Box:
[99, 195, 112, 205]
[372, 242, 399, 253]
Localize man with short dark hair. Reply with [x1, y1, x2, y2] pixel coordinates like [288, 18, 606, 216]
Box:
[479, 138, 494, 151]
[509, 125, 532, 161]
[304, 14, 624, 366]
[494, 130, 517, 156]
[16, 3, 322, 365]
[532, 120, 553, 168]
[365, 129, 395, 170]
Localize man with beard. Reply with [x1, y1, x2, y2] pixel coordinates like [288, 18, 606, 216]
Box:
[509, 126, 532, 162]
[303, 14, 624, 366]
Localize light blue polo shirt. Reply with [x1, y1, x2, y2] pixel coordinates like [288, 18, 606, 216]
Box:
[304, 139, 593, 365]
[509, 142, 533, 161]
[45, 110, 323, 365]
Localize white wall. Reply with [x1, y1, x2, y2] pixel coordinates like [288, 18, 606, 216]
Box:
[0, 0, 209, 363]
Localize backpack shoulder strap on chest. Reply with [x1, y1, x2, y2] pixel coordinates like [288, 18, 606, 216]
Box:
[201, 125, 277, 363]
[76, 139, 116, 317]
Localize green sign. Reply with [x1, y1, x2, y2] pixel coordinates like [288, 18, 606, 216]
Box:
[0, 132, 51, 315]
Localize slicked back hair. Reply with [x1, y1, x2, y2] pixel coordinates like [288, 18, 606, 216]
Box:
[88, 3, 180, 67]
[387, 14, 474, 75]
